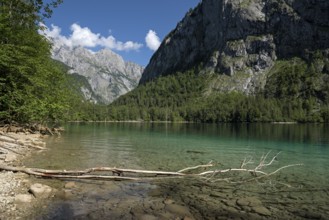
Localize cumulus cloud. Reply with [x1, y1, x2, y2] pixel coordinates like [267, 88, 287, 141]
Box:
[145, 30, 161, 51]
[41, 23, 143, 51]
[70, 24, 99, 48]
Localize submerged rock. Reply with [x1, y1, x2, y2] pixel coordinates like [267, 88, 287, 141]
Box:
[252, 206, 271, 216]
[236, 197, 262, 207]
[56, 189, 74, 200]
[165, 203, 193, 217]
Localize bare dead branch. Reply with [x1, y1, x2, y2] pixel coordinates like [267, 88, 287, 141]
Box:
[178, 161, 214, 173]
[0, 152, 302, 184]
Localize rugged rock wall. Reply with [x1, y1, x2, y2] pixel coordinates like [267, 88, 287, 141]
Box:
[140, 0, 329, 94]
[52, 45, 143, 104]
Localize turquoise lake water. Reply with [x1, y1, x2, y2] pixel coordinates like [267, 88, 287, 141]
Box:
[25, 123, 329, 219]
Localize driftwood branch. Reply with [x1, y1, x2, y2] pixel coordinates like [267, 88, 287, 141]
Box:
[0, 152, 303, 183]
[0, 144, 24, 155]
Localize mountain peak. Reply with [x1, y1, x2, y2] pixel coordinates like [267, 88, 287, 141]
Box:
[51, 40, 144, 104]
[140, 0, 329, 95]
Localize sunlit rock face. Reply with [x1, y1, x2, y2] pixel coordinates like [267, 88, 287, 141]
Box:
[52, 43, 143, 104]
[140, 0, 329, 94]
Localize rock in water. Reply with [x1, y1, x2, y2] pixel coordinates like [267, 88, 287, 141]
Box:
[252, 206, 271, 216]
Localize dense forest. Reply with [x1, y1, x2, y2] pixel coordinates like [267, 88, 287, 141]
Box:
[107, 58, 329, 123]
[0, 0, 87, 124]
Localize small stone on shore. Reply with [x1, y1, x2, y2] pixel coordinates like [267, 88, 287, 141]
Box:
[5, 153, 17, 162]
[64, 181, 77, 189]
[15, 194, 33, 203]
[29, 183, 53, 199]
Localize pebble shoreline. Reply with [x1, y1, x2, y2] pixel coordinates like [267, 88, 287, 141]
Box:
[0, 132, 51, 219]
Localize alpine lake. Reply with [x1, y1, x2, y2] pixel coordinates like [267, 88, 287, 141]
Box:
[24, 123, 329, 220]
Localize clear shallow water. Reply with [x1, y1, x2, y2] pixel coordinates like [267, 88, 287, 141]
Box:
[25, 123, 329, 219]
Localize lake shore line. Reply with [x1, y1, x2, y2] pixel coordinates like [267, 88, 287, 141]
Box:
[0, 131, 55, 219]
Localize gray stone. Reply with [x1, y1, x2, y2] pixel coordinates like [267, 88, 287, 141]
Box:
[223, 199, 237, 208]
[5, 154, 17, 162]
[225, 206, 240, 215]
[15, 194, 33, 203]
[166, 204, 193, 217]
[164, 198, 174, 205]
[236, 197, 262, 207]
[64, 181, 77, 189]
[150, 201, 165, 211]
[210, 192, 227, 198]
[252, 206, 271, 216]
[29, 183, 53, 199]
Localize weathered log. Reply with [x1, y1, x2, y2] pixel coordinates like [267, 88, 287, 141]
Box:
[0, 152, 303, 183]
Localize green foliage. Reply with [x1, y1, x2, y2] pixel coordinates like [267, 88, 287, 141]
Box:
[108, 71, 209, 122]
[107, 57, 329, 123]
[0, 0, 76, 124]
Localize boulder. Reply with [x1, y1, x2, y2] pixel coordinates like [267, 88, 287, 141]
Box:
[252, 206, 271, 216]
[236, 197, 262, 207]
[15, 194, 33, 203]
[64, 181, 77, 189]
[29, 183, 53, 199]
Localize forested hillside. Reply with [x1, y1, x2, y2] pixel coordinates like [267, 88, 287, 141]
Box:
[108, 58, 329, 122]
[108, 0, 329, 123]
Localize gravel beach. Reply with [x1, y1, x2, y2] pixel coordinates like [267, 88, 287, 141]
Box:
[0, 131, 52, 219]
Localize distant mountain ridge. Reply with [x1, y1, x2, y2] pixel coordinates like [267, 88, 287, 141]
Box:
[140, 0, 329, 94]
[51, 42, 144, 104]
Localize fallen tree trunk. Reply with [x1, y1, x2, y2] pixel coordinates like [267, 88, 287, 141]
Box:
[0, 152, 303, 183]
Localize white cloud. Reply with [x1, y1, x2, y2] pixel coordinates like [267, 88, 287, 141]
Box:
[41, 23, 143, 52]
[70, 24, 99, 48]
[145, 30, 161, 51]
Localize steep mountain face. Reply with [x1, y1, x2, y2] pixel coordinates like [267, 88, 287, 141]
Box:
[52, 44, 143, 104]
[140, 0, 329, 94]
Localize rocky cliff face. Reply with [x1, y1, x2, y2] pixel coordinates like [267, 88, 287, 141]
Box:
[52, 44, 143, 104]
[140, 0, 329, 94]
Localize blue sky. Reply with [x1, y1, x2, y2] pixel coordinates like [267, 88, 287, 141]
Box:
[43, 1, 200, 66]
